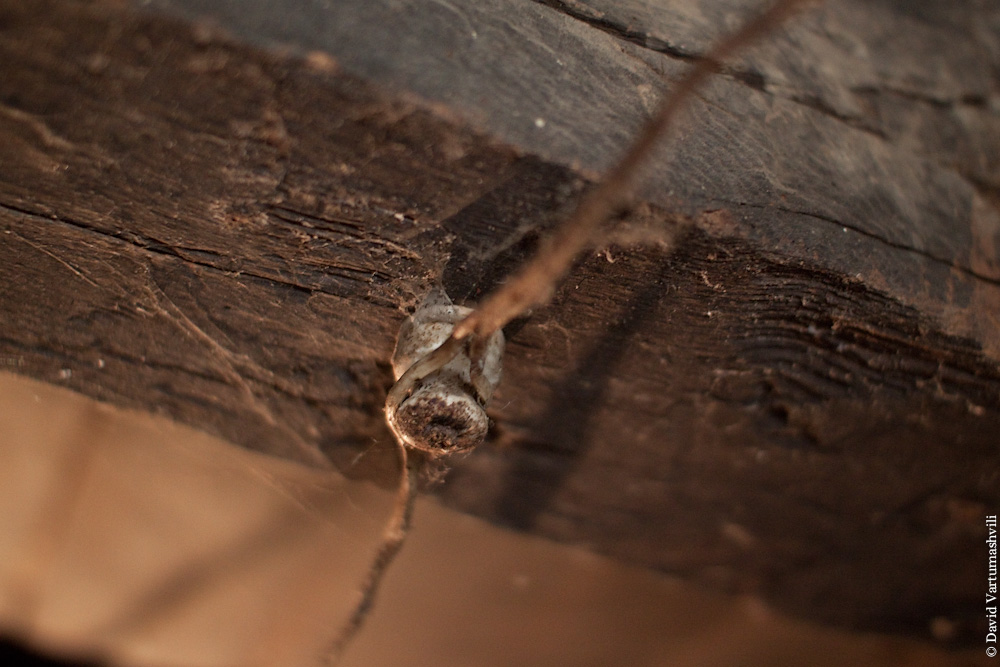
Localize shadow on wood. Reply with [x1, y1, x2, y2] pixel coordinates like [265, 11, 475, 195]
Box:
[1, 0, 998, 649]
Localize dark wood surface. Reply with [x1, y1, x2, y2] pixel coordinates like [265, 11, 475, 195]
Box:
[1, 0, 998, 646]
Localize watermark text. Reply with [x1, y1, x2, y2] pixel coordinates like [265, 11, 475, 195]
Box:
[988, 515, 997, 657]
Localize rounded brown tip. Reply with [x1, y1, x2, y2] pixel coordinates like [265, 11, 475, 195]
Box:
[394, 377, 488, 455]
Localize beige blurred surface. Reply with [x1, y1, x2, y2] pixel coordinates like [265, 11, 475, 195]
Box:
[0, 372, 985, 666]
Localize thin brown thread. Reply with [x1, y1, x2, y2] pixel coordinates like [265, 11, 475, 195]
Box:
[454, 0, 814, 341]
[322, 436, 417, 665]
[326, 1, 817, 663]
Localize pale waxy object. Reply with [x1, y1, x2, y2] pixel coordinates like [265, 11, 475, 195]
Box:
[388, 288, 504, 456]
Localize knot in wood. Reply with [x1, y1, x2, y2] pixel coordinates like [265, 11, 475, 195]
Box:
[388, 289, 504, 456]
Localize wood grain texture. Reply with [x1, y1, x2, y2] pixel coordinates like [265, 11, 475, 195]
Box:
[1, 0, 998, 647]
[150, 0, 1000, 354]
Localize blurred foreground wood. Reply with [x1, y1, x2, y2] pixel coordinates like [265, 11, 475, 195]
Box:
[0, 0, 998, 649]
[0, 372, 986, 666]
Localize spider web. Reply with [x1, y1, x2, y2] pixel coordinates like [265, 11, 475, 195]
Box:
[0, 371, 397, 667]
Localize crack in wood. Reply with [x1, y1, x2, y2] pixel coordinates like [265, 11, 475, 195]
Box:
[2, 0, 999, 645]
[728, 200, 1000, 286]
[530, 0, 889, 140]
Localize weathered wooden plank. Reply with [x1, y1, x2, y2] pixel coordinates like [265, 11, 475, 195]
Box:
[1, 0, 998, 647]
[150, 0, 1000, 355]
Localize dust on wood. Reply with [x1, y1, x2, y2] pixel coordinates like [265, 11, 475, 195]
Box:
[1, 0, 999, 646]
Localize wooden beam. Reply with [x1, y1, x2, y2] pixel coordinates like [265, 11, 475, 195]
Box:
[1, 0, 998, 645]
